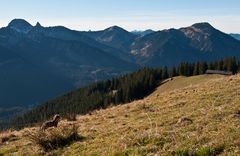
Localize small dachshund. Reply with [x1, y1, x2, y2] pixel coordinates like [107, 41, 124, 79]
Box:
[41, 114, 61, 130]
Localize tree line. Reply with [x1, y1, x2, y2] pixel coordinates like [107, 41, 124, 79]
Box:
[8, 57, 240, 130]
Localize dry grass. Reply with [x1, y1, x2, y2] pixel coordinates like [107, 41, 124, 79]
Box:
[27, 124, 84, 151]
[153, 74, 224, 95]
[0, 74, 240, 155]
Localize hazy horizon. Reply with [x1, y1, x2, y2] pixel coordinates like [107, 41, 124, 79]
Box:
[1, 0, 240, 33]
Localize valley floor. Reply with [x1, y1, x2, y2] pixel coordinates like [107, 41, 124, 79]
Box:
[0, 74, 240, 155]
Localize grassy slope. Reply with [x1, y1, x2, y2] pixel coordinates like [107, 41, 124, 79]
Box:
[0, 74, 240, 155]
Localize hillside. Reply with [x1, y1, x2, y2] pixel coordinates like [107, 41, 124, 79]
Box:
[10, 57, 239, 130]
[1, 19, 240, 121]
[1, 74, 239, 155]
[131, 23, 240, 67]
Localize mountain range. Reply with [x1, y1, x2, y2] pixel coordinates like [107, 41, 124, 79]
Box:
[1, 19, 240, 120]
[0, 19, 137, 110]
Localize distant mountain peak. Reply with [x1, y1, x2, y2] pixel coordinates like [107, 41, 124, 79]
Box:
[105, 25, 128, 33]
[8, 19, 33, 33]
[8, 19, 32, 27]
[35, 22, 42, 28]
[27, 22, 45, 35]
[191, 22, 214, 29]
[108, 25, 122, 30]
[180, 22, 216, 37]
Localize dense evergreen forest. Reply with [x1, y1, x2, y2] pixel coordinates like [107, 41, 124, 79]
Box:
[7, 57, 240, 130]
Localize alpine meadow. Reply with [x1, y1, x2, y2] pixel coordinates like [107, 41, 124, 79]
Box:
[0, 0, 240, 155]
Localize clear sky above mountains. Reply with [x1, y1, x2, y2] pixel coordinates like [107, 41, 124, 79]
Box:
[0, 0, 239, 33]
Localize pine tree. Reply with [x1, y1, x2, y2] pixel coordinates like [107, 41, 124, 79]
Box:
[193, 62, 199, 75]
[169, 67, 178, 77]
[162, 66, 169, 79]
[178, 63, 185, 76]
[199, 62, 207, 75]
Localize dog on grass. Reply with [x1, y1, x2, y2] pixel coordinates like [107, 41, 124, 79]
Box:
[41, 114, 61, 130]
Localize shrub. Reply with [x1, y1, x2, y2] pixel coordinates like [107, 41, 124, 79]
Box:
[28, 124, 84, 151]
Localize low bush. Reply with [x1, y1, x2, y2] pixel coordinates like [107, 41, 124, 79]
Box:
[28, 124, 84, 151]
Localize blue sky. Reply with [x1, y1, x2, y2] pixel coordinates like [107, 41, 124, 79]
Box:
[0, 0, 240, 33]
